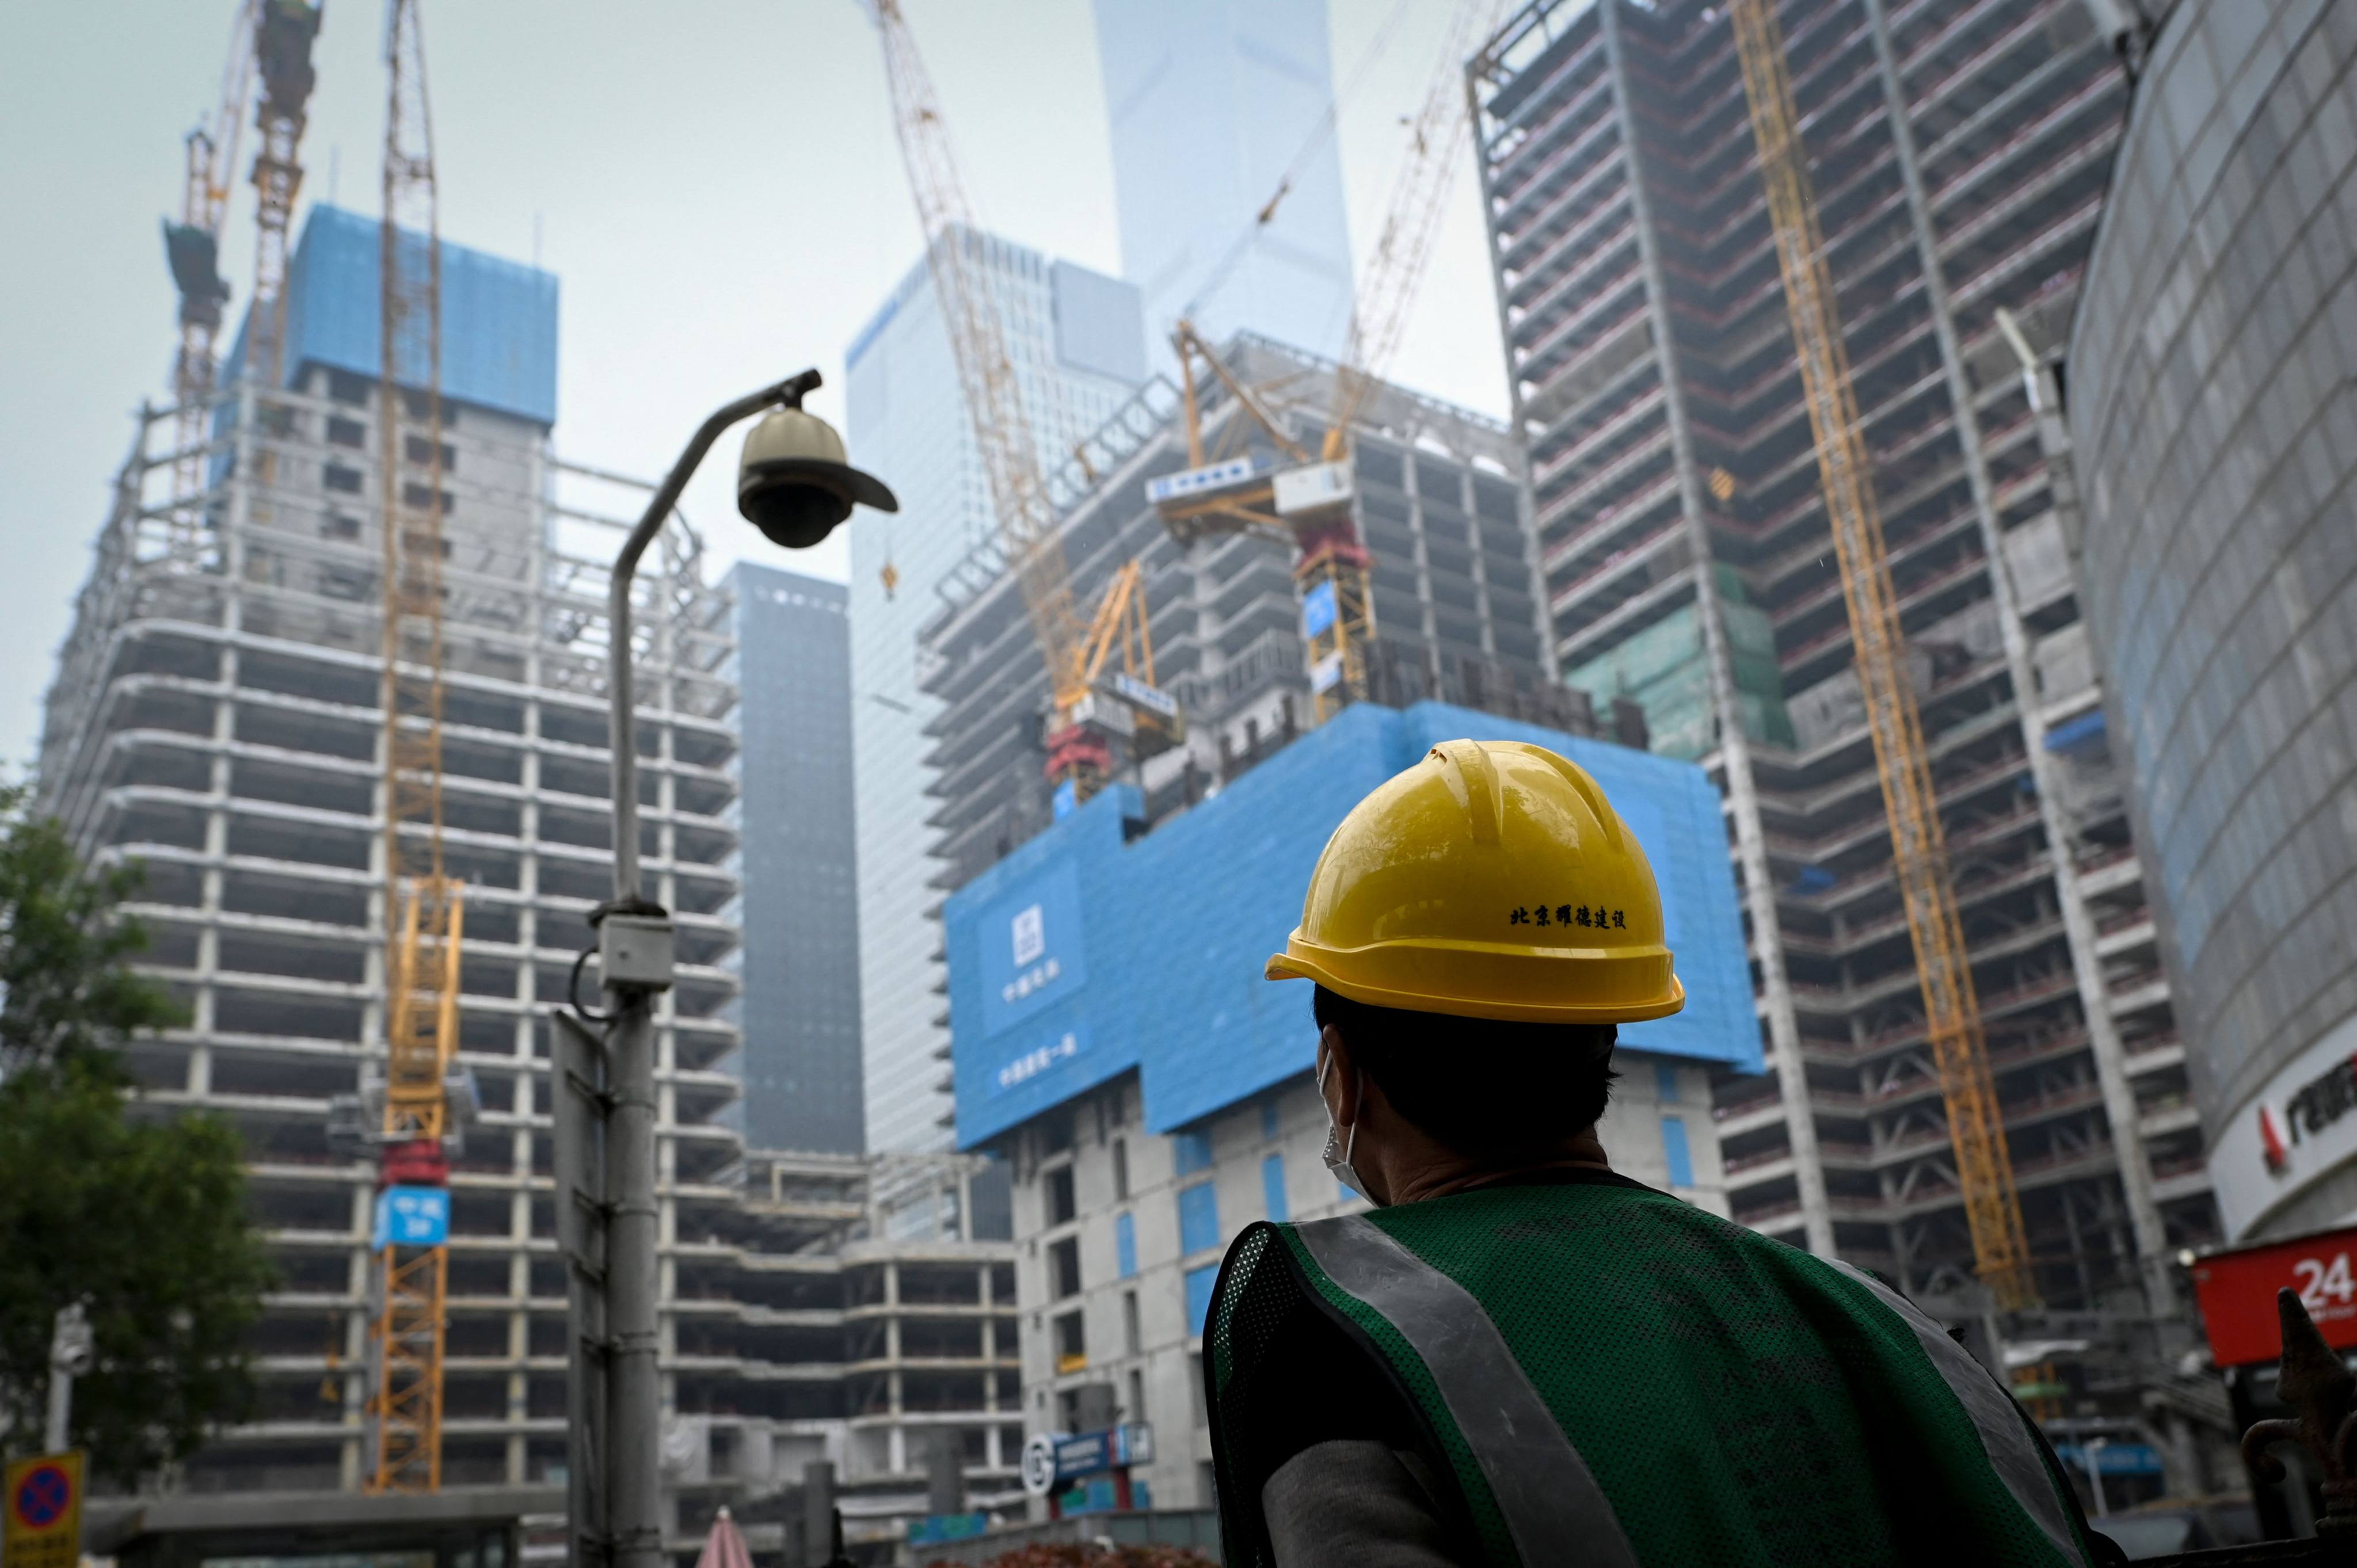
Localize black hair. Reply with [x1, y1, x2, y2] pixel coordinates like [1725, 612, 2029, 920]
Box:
[1312, 984, 1617, 1157]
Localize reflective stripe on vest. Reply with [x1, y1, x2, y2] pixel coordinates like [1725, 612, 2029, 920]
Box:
[1294, 1214, 1639, 1568]
[1826, 1260, 2091, 1568]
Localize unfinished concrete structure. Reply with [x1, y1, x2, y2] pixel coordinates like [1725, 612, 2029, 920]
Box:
[36, 211, 1015, 1548]
[1468, 0, 2216, 1306]
[918, 333, 1581, 892]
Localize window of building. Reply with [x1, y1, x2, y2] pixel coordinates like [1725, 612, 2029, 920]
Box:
[1049, 1235, 1081, 1299]
[1262, 1154, 1288, 1223]
[1173, 1128, 1213, 1176]
[1046, 1164, 1077, 1226]
[1661, 1116, 1693, 1189]
[321, 514, 361, 540]
[324, 368, 371, 405]
[405, 434, 457, 471]
[1054, 1309, 1086, 1374]
[1111, 1138, 1129, 1200]
[326, 416, 367, 449]
[322, 463, 363, 494]
[1178, 1181, 1219, 1256]
[401, 482, 455, 517]
[1115, 1211, 1137, 1279]
[1127, 1367, 1147, 1424]
[1261, 1100, 1280, 1141]
[1122, 1290, 1141, 1356]
[1185, 1266, 1217, 1338]
[1657, 1061, 1681, 1103]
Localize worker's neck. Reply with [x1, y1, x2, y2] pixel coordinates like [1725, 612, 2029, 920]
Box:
[1367, 1126, 1612, 1208]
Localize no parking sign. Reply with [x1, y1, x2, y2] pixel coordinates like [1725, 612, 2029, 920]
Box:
[4, 1451, 82, 1568]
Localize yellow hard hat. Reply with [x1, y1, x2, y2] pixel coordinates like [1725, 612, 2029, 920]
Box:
[1265, 739, 1684, 1024]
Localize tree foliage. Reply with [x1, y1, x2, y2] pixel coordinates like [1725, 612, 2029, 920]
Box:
[0, 785, 274, 1483]
[0, 783, 182, 1075]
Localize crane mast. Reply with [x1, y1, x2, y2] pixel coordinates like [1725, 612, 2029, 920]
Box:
[874, 1, 1169, 807]
[1155, 0, 1498, 724]
[370, 0, 462, 1492]
[1728, 0, 2035, 1308]
[246, 0, 323, 394]
[161, 1, 260, 556]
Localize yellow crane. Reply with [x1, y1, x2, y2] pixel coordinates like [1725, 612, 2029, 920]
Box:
[873, 1, 1177, 808]
[245, 0, 323, 392]
[1728, 0, 2035, 1309]
[1153, 0, 1502, 723]
[370, 0, 463, 1491]
[160, 0, 260, 554]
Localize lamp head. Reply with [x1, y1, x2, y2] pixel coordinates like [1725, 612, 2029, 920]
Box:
[736, 392, 897, 550]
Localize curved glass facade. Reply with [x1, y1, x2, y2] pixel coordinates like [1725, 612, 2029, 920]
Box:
[2070, 0, 2357, 1239]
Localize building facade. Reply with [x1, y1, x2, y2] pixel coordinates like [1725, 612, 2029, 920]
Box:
[844, 234, 1146, 1154]
[38, 206, 749, 1497]
[944, 701, 1757, 1512]
[1468, 0, 2213, 1307]
[36, 211, 1019, 1559]
[725, 563, 863, 1153]
[917, 333, 1567, 890]
[2067, 0, 2357, 1243]
[1092, 0, 1358, 359]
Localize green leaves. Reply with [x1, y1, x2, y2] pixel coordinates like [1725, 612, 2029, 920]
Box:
[0, 785, 272, 1483]
[0, 783, 184, 1076]
[0, 1060, 275, 1482]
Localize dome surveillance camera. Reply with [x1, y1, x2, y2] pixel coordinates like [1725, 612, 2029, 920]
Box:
[736, 406, 897, 550]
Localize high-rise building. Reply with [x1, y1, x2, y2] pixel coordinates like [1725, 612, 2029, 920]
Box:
[1092, 0, 1358, 360]
[844, 234, 1146, 1153]
[37, 205, 751, 1496]
[726, 562, 863, 1154]
[2067, 0, 2357, 1246]
[35, 211, 1025, 1551]
[1468, 0, 2216, 1306]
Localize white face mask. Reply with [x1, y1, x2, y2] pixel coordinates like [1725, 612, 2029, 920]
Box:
[1317, 1043, 1372, 1203]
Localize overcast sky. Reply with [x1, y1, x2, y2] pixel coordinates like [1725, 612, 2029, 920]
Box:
[0, 0, 1510, 772]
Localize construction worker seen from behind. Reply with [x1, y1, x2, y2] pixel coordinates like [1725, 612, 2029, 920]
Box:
[1202, 739, 2117, 1568]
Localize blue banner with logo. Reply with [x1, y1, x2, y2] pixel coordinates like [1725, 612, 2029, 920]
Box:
[978, 863, 1088, 1036]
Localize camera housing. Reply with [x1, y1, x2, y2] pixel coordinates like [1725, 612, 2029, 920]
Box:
[737, 406, 898, 550]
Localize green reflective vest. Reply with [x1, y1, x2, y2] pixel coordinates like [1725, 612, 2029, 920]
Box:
[1204, 1175, 2101, 1568]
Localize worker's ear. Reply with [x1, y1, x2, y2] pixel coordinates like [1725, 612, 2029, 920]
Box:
[1318, 1024, 1363, 1124]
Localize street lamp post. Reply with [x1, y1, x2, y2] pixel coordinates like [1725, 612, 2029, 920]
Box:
[581, 369, 894, 1568]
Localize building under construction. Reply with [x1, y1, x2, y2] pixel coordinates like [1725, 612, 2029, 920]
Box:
[1468, 0, 2215, 1307]
[918, 333, 1589, 891]
[36, 208, 1017, 1548]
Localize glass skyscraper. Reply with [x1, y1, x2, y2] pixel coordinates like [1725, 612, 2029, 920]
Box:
[846, 232, 1146, 1153]
[1092, 0, 1357, 362]
[726, 562, 863, 1153]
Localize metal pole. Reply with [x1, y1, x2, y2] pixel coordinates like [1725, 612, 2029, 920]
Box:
[2084, 1436, 2110, 1518]
[44, 1367, 72, 1453]
[45, 1302, 90, 1452]
[600, 372, 816, 1568]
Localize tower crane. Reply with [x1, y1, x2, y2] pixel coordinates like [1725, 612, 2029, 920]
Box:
[369, 0, 463, 1492]
[160, 0, 260, 552]
[872, 1, 1178, 810]
[1153, 0, 1502, 724]
[246, 0, 323, 392]
[1728, 0, 2035, 1309]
